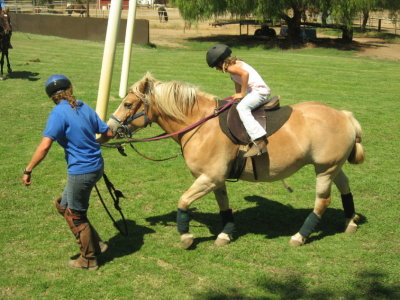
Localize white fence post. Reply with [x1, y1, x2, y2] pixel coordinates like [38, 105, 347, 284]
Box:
[95, 0, 123, 121]
[119, 0, 137, 99]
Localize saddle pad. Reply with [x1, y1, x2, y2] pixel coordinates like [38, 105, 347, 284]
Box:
[218, 100, 293, 145]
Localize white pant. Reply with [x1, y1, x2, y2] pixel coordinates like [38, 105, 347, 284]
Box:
[237, 91, 269, 140]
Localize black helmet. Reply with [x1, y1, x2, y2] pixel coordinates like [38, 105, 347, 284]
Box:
[206, 44, 232, 68]
[45, 74, 72, 97]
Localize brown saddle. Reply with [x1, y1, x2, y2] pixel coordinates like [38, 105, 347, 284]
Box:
[219, 96, 292, 145]
[218, 96, 293, 180]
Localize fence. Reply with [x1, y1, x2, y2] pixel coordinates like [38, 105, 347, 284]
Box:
[10, 12, 150, 44]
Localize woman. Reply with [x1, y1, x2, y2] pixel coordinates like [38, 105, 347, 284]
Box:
[22, 74, 113, 270]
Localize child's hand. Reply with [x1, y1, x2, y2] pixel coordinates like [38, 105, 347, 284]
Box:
[232, 93, 244, 100]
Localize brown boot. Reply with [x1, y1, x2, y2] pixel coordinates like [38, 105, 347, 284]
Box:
[55, 197, 65, 216]
[57, 199, 108, 253]
[64, 209, 101, 270]
[68, 255, 98, 271]
[243, 137, 268, 157]
[92, 226, 108, 254]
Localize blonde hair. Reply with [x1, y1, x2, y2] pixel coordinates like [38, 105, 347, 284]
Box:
[221, 56, 240, 73]
[50, 87, 78, 109]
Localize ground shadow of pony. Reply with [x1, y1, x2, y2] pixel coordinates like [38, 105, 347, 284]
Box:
[194, 268, 399, 299]
[146, 196, 366, 248]
[8, 71, 40, 81]
[98, 219, 155, 266]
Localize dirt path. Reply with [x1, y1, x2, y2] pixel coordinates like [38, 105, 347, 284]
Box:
[353, 37, 400, 60]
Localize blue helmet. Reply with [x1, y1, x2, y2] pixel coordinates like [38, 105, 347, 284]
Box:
[45, 74, 72, 97]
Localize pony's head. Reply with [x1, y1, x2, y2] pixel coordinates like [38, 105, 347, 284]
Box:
[0, 7, 12, 33]
[0, 8, 11, 33]
[108, 72, 198, 138]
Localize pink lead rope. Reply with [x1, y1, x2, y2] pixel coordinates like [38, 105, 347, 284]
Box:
[111, 96, 236, 144]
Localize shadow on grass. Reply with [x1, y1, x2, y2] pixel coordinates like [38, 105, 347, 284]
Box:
[8, 71, 40, 81]
[146, 195, 367, 248]
[99, 219, 155, 266]
[187, 34, 380, 52]
[193, 269, 400, 299]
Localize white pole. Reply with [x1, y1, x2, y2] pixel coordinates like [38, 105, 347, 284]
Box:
[96, 0, 123, 121]
[118, 0, 137, 98]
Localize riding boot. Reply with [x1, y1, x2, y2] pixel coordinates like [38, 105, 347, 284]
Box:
[244, 136, 268, 157]
[67, 222, 99, 270]
[68, 255, 98, 271]
[64, 208, 101, 270]
[55, 197, 65, 216]
[91, 225, 108, 254]
[55, 197, 107, 254]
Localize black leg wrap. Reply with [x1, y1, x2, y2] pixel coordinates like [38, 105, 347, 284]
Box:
[220, 209, 235, 234]
[299, 212, 321, 238]
[177, 208, 190, 234]
[341, 193, 355, 219]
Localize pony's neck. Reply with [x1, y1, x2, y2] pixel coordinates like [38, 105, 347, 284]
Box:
[155, 92, 217, 142]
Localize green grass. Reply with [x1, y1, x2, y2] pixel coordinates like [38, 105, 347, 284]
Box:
[1, 32, 400, 299]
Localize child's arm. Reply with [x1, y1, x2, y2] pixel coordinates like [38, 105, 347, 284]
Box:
[228, 63, 249, 99]
[234, 81, 241, 93]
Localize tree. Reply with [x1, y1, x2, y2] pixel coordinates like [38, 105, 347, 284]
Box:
[171, 0, 385, 42]
[171, 0, 319, 41]
[330, 0, 359, 41]
[255, 0, 314, 41]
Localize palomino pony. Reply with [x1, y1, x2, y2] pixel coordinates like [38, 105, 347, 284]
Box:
[0, 8, 12, 80]
[107, 73, 365, 249]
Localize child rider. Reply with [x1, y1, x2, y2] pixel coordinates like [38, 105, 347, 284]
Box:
[206, 44, 271, 157]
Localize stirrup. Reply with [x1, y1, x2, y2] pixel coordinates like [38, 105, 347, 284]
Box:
[243, 139, 267, 157]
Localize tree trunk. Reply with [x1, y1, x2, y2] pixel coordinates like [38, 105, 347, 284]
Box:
[342, 27, 353, 42]
[361, 10, 369, 32]
[321, 10, 329, 26]
[286, 7, 303, 42]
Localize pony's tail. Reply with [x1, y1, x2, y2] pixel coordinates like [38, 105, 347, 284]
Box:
[343, 111, 365, 164]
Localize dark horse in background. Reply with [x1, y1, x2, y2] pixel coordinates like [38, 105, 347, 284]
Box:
[0, 7, 12, 80]
[157, 6, 168, 23]
[66, 4, 87, 17]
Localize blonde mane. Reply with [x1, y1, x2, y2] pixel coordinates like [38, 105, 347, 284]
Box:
[130, 73, 216, 121]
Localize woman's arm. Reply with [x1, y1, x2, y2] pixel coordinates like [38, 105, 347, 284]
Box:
[96, 130, 114, 144]
[22, 137, 54, 186]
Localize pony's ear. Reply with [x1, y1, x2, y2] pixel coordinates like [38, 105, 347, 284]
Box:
[141, 72, 156, 95]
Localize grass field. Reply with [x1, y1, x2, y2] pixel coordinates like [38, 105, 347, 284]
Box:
[1, 32, 399, 299]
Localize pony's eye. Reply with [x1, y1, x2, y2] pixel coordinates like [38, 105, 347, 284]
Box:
[124, 103, 133, 109]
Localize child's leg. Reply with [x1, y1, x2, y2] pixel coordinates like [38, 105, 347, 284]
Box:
[236, 92, 268, 140]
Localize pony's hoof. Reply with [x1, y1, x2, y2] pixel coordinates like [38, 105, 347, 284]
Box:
[344, 214, 360, 234]
[180, 233, 194, 249]
[289, 233, 306, 246]
[215, 232, 232, 246]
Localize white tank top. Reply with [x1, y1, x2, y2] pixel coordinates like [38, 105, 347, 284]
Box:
[230, 61, 270, 95]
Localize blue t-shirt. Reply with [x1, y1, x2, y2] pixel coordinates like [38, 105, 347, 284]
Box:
[0, 0, 5, 9]
[43, 100, 109, 175]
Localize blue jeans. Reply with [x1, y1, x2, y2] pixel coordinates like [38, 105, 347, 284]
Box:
[60, 168, 104, 212]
